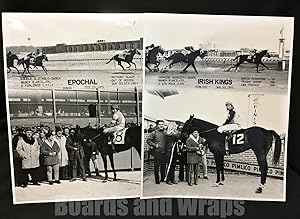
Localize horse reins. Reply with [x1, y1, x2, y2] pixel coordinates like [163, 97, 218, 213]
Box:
[199, 127, 217, 134]
[89, 133, 103, 141]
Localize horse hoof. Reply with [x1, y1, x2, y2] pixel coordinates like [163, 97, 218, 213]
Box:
[113, 178, 117, 181]
[102, 180, 107, 183]
[219, 181, 224, 185]
[212, 183, 219, 187]
[255, 187, 263, 193]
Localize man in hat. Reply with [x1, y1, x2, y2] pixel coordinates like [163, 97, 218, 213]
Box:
[16, 127, 41, 187]
[217, 101, 241, 155]
[66, 129, 87, 182]
[103, 104, 126, 152]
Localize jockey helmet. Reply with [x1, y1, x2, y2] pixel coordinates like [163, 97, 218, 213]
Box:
[225, 101, 233, 107]
[111, 104, 119, 110]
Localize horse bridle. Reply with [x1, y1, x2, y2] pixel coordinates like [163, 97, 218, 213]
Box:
[185, 117, 217, 135]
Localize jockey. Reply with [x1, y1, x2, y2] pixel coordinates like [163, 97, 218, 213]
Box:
[183, 46, 195, 61]
[184, 46, 195, 53]
[118, 50, 131, 60]
[26, 52, 34, 61]
[103, 104, 126, 152]
[33, 49, 42, 57]
[251, 49, 258, 61]
[145, 44, 155, 56]
[7, 51, 12, 57]
[217, 101, 241, 155]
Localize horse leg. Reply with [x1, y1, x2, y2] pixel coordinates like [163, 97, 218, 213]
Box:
[22, 68, 26, 76]
[42, 66, 48, 74]
[191, 63, 198, 74]
[7, 67, 11, 73]
[108, 153, 117, 181]
[235, 63, 241, 72]
[202, 59, 206, 68]
[132, 61, 137, 70]
[118, 61, 126, 71]
[12, 66, 19, 74]
[260, 61, 270, 70]
[180, 63, 191, 73]
[220, 155, 225, 185]
[255, 154, 268, 193]
[155, 61, 160, 71]
[126, 62, 131, 68]
[167, 60, 175, 69]
[212, 154, 221, 187]
[146, 63, 152, 72]
[256, 63, 260, 73]
[101, 154, 109, 182]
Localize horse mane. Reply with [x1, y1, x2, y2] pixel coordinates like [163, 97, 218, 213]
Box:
[192, 117, 218, 129]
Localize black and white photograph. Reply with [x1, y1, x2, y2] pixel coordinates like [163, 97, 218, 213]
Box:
[142, 13, 293, 201]
[144, 14, 293, 93]
[2, 13, 143, 204]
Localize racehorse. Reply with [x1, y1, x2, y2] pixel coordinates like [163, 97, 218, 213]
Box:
[78, 126, 141, 182]
[180, 115, 281, 193]
[7, 54, 20, 74]
[166, 49, 208, 74]
[145, 46, 164, 72]
[226, 50, 271, 73]
[18, 54, 48, 75]
[106, 48, 141, 70]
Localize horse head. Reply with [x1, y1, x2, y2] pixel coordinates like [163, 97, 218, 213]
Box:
[42, 54, 48, 61]
[195, 49, 207, 59]
[158, 46, 164, 55]
[181, 115, 195, 140]
[264, 50, 271, 58]
[134, 48, 141, 56]
[258, 50, 270, 59]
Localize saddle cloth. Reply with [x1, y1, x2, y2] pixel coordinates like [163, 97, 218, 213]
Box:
[108, 128, 128, 145]
[225, 129, 247, 149]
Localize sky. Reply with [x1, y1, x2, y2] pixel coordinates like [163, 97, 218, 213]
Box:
[2, 13, 144, 47]
[144, 89, 289, 134]
[144, 13, 294, 52]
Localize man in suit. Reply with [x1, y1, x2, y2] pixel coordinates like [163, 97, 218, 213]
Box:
[147, 120, 166, 184]
[83, 139, 100, 176]
[66, 130, 87, 182]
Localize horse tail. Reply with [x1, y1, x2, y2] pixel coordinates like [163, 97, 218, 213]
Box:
[106, 56, 114, 64]
[271, 130, 281, 165]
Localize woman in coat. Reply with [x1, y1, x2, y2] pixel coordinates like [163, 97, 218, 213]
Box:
[16, 127, 41, 187]
[186, 127, 206, 186]
[41, 132, 61, 185]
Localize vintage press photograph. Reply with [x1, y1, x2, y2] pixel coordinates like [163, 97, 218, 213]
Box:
[2, 13, 143, 204]
[142, 14, 293, 201]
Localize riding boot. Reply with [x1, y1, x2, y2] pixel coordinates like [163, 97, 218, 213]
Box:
[109, 134, 117, 152]
[225, 137, 230, 156]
